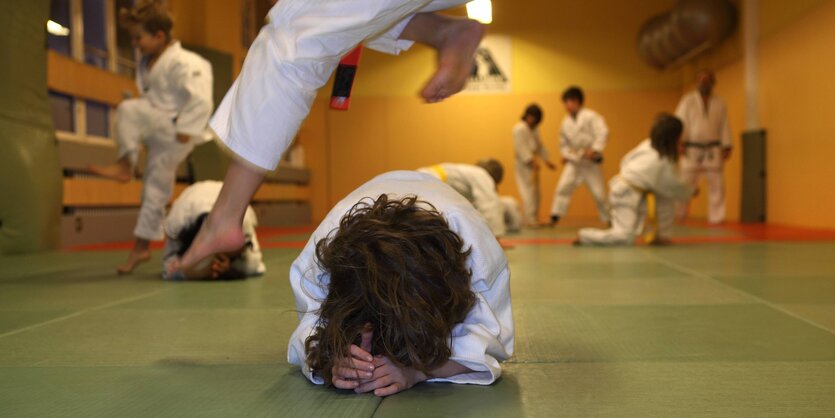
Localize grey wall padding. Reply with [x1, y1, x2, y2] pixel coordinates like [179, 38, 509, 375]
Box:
[0, 0, 63, 254]
[637, 0, 738, 69]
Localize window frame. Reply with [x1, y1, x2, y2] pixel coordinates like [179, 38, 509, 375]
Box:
[51, 0, 128, 148]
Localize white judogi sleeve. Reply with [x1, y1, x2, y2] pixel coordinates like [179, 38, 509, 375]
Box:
[173, 56, 214, 139]
[590, 110, 609, 153]
[619, 140, 693, 201]
[288, 171, 513, 385]
[513, 122, 548, 164]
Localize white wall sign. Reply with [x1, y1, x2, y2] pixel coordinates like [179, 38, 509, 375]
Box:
[464, 35, 512, 94]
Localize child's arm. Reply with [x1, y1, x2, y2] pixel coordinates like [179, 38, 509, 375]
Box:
[590, 113, 609, 154]
[172, 59, 213, 141]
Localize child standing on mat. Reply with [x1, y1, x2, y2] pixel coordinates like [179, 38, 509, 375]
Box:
[550, 86, 610, 226]
[174, 0, 486, 273]
[288, 171, 513, 395]
[513, 104, 556, 226]
[576, 114, 695, 246]
[88, 0, 213, 274]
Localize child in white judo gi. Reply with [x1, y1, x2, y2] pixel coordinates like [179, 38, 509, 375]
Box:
[173, 0, 488, 274]
[576, 114, 695, 246]
[550, 86, 610, 226]
[162, 181, 265, 281]
[418, 159, 507, 237]
[88, 0, 213, 274]
[513, 104, 557, 226]
[288, 171, 513, 396]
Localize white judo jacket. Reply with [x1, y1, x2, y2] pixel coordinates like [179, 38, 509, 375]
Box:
[288, 171, 514, 385]
[137, 41, 214, 141]
[418, 163, 507, 237]
[162, 181, 265, 279]
[619, 140, 693, 201]
[559, 108, 608, 163]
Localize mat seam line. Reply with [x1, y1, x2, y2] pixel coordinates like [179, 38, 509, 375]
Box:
[642, 250, 835, 336]
[0, 288, 169, 340]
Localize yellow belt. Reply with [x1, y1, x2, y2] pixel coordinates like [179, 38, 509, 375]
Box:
[429, 164, 448, 183]
[621, 177, 658, 244]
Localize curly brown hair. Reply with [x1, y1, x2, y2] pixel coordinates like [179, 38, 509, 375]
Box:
[119, 0, 174, 40]
[305, 194, 476, 386]
[650, 113, 684, 161]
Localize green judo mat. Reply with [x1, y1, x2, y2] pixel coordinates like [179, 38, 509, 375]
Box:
[2, 230, 835, 417]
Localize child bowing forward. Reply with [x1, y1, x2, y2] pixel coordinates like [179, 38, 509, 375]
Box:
[288, 171, 514, 396]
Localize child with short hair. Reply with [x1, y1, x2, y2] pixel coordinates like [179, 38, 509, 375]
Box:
[576, 113, 695, 245]
[550, 86, 610, 226]
[288, 171, 513, 396]
[88, 0, 213, 274]
[513, 104, 556, 226]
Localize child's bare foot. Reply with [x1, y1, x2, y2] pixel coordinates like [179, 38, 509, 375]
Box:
[420, 18, 484, 103]
[87, 163, 132, 183]
[171, 215, 246, 275]
[116, 249, 151, 275]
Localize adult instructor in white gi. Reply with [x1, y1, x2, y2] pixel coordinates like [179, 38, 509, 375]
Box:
[675, 70, 732, 224]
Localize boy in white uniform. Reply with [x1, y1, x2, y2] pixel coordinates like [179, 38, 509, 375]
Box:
[175, 0, 487, 273]
[513, 104, 556, 226]
[577, 114, 695, 246]
[88, 1, 213, 274]
[288, 171, 513, 396]
[675, 69, 733, 224]
[550, 86, 610, 226]
[418, 159, 506, 237]
[162, 181, 265, 281]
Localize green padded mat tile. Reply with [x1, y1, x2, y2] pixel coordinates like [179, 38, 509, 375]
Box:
[0, 309, 74, 335]
[778, 304, 835, 333]
[648, 243, 835, 277]
[714, 275, 835, 305]
[478, 362, 835, 417]
[510, 276, 753, 305]
[0, 365, 380, 418]
[506, 246, 657, 264]
[113, 278, 297, 310]
[510, 304, 835, 363]
[0, 309, 296, 367]
[510, 260, 690, 280]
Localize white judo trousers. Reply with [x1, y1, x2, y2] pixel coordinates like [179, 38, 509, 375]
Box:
[500, 195, 522, 233]
[675, 91, 732, 224]
[116, 99, 195, 241]
[288, 171, 514, 386]
[211, 0, 469, 171]
[577, 177, 643, 245]
[550, 161, 610, 223]
[551, 108, 610, 223]
[513, 121, 549, 225]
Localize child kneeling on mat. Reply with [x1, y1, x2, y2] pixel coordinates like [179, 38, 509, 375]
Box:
[162, 181, 265, 280]
[576, 113, 696, 246]
[288, 171, 513, 396]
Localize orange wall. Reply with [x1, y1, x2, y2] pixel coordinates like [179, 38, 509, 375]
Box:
[692, 0, 835, 229]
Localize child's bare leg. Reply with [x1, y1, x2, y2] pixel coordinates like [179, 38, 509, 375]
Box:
[117, 238, 151, 274]
[87, 156, 133, 183]
[173, 157, 266, 272]
[400, 13, 485, 103]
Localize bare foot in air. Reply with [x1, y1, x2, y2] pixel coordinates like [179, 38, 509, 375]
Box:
[421, 19, 485, 103]
[116, 249, 151, 275]
[170, 215, 246, 276]
[87, 163, 132, 183]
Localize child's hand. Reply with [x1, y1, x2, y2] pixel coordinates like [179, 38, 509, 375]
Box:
[331, 326, 375, 390]
[354, 355, 427, 397]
